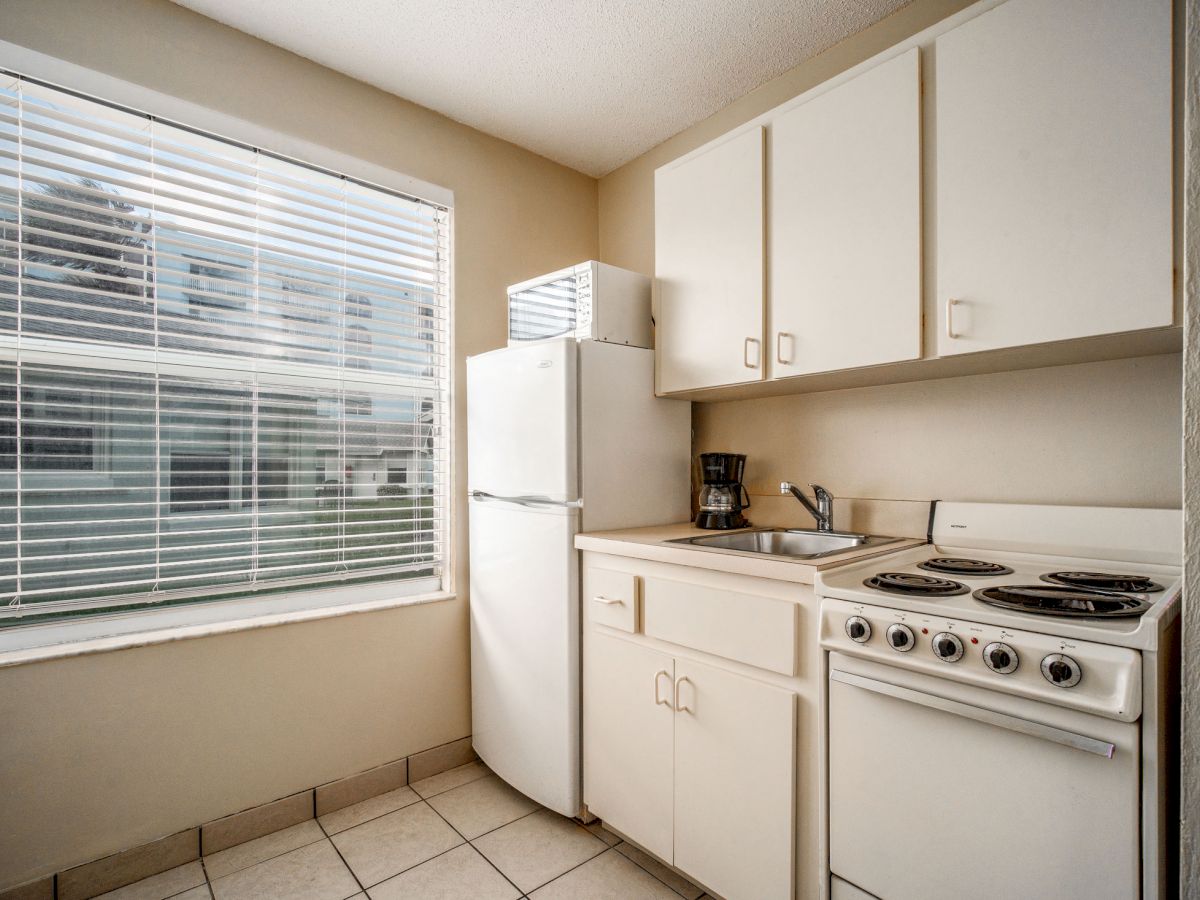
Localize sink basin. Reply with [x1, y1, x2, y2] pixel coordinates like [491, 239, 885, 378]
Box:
[668, 528, 901, 560]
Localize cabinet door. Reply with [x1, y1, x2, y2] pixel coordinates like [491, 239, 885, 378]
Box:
[935, 0, 1172, 355]
[673, 657, 796, 900]
[655, 127, 764, 393]
[583, 632, 675, 861]
[770, 48, 921, 377]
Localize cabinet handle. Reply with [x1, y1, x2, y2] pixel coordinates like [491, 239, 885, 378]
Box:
[592, 595, 623, 605]
[945, 298, 961, 339]
[776, 332, 794, 365]
[653, 670, 673, 708]
[674, 676, 693, 713]
[743, 337, 760, 369]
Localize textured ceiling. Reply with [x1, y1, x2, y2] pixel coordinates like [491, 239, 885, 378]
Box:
[168, 0, 911, 177]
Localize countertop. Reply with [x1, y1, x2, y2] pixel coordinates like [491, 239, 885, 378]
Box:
[574, 522, 925, 585]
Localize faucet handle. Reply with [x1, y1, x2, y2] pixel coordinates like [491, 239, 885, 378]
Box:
[810, 483, 833, 502]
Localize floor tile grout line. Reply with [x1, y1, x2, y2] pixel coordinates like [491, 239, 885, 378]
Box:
[319, 792, 425, 837]
[338, 799, 474, 892]
[199, 821, 327, 884]
[613, 841, 700, 898]
[422, 795, 527, 896]
[198, 854, 212, 897]
[518, 843, 613, 896]
[322, 767, 517, 845]
[356, 844, 465, 892]
[155, 872, 211, 900]
[409, 765, 491, 801]
[462, 805, 542, 842]
[316, 813, 368, 896]
[473, 817, 612, 898]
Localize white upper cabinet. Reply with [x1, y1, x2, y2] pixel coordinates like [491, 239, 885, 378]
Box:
[770, 48, 922, 378]
[935, 0, 1173, 355]
[655, 127, 764, 393]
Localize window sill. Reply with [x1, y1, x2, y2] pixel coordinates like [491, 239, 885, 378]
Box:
[0, 588, 457, 669]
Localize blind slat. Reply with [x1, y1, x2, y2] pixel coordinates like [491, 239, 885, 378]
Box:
[0, 73, 450, 624]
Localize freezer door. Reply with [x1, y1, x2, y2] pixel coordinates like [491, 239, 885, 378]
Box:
[469, 495, 581, 816]
[467, 339, 577, 502]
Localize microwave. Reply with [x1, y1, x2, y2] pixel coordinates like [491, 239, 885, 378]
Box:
[507, 261, 651, 348]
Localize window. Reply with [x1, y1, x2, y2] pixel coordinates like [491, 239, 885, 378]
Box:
[0, 73, 450, 626]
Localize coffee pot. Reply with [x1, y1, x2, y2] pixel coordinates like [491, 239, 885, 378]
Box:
[695, 452, 751, 530]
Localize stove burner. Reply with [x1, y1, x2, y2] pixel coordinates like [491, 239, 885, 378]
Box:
[864, 572, 969, 596]
[973, 585, 1152, 618]
[918, 557, 1014, 577]
[1040, 571, 1164, 593]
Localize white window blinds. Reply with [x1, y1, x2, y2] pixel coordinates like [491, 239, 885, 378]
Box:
[0, 73, 450, 623]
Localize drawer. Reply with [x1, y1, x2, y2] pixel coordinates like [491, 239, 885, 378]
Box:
[587, 568, 639, 633]
[643, 576, 797, 675]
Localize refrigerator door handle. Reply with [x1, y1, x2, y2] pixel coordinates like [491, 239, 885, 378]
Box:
[470, 490, 583, 509]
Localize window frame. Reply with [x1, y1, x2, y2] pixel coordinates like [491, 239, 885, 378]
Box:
[0, 41, 456, 654]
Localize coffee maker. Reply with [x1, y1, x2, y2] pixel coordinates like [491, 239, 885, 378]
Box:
[695, 452, 751, 530]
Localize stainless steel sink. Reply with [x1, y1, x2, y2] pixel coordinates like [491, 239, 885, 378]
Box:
[668, 528, 902, 560]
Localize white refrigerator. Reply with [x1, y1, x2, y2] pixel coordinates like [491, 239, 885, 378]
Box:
[467, 337, 690, 817]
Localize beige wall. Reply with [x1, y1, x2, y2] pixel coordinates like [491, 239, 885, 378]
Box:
[598, 0, 1183, 514]
[0, 601, 465, 887]
[697, 354, 1182, 519]
[0, 0, 597, 888]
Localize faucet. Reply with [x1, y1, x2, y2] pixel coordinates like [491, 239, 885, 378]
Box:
[781, 482, 835, 532]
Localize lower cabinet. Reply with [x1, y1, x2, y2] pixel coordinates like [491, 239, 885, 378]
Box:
[584, 634, 675, 862]
[674, 655, 796, 899]
[585, 630, 797, 900]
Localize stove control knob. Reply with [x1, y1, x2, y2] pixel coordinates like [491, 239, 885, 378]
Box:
[1040, 653, 1082, 688]
[886, 623, 915, 652]
[931, 632, 964, 662]
[845, 617, 871, 643]
[983, 642, 1018, 674]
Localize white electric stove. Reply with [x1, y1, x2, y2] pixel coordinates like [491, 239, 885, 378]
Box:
[816, 502, 1181, 900]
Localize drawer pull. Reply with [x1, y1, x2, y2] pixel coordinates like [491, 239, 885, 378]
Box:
[593, 595, 624, 605]
[945, 297, 961, 339]
[743, 337, 761, 369]
[674, 676, 693, 713]
[776, 332, 794, 365]
[653, 670, 673, 707]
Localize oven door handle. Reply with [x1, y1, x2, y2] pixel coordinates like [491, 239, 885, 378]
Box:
[830, 670, 1116, 758]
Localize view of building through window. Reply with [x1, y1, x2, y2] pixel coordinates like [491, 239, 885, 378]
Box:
[0, 74, 450, 621]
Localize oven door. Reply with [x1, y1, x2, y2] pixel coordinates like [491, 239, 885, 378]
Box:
[827, 652, 1140, 900]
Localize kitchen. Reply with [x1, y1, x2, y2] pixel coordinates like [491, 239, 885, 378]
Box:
[0, 0, 1195, 899]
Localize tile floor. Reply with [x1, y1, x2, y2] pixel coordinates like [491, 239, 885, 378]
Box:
[96, 763, 717, 900]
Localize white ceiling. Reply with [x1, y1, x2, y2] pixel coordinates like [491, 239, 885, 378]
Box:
[169, 0, 910, 177]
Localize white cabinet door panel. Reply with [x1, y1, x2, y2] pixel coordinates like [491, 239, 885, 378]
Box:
[655, 127, 764, 393]
[583, 632, 675, 862]
[673, 657, 796, 900]
[770, 48, 922, 377]
[935, 0, 1172, 355]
